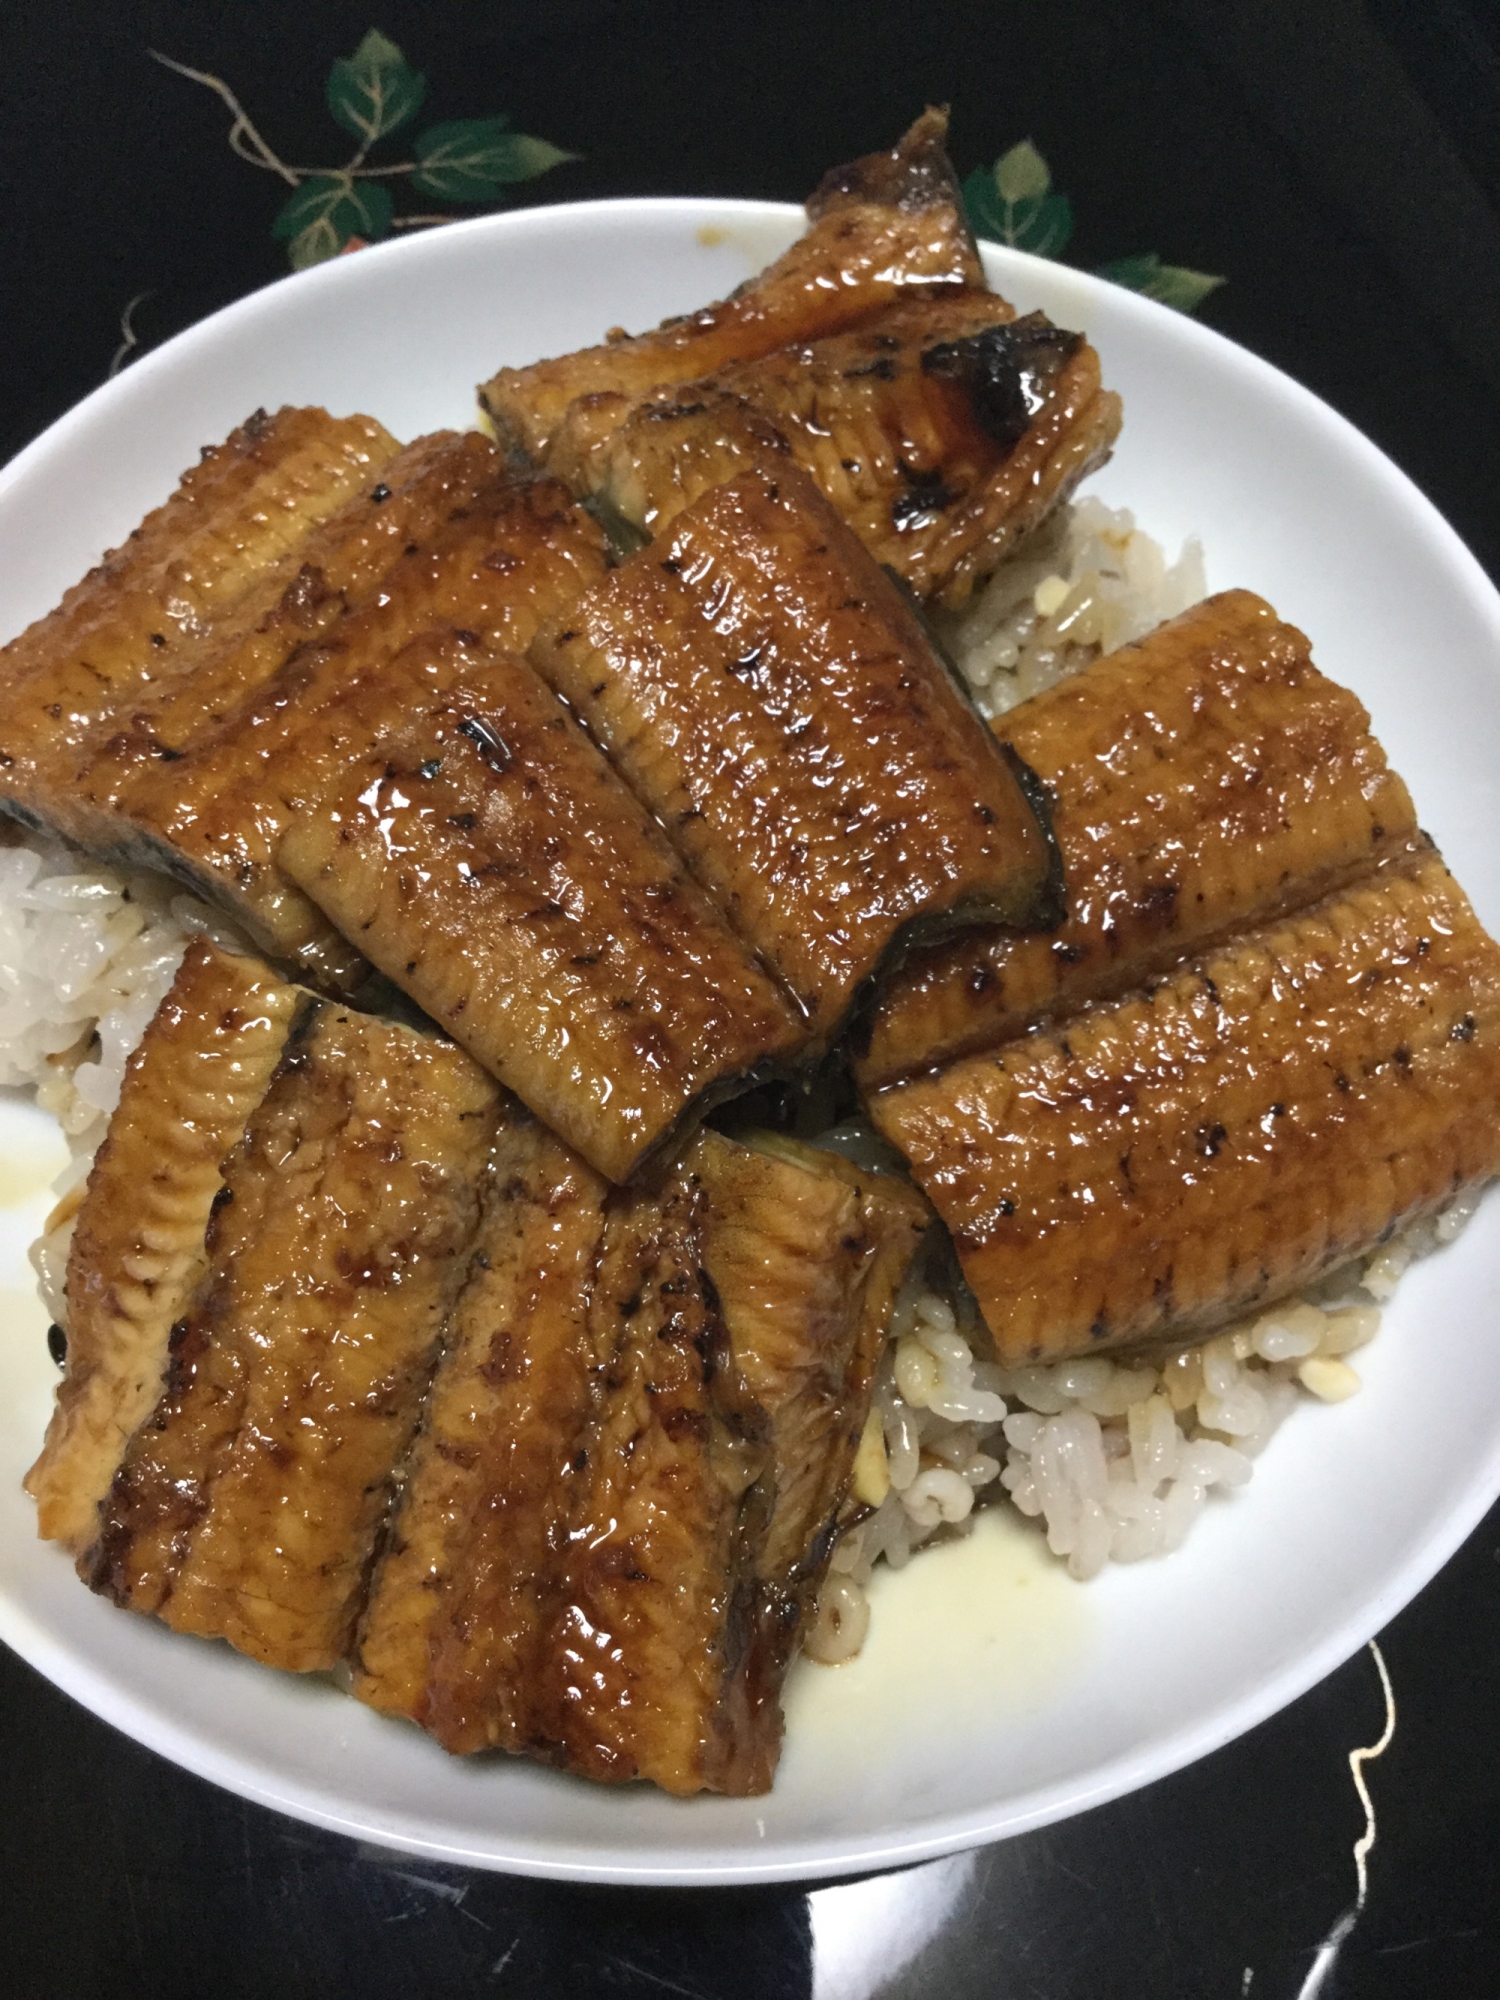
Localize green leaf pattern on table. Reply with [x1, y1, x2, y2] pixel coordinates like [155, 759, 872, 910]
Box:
[411, 118, 580, 201]
[272, 176, 396, 268]
[962, 143, 1075, 258]
[325, 29, 427, 147]
[155, 27, 578, 268]
[157, 44, 1223, 301]
[1093, 252, 1226, 312]
[963, 139, 1225, 314]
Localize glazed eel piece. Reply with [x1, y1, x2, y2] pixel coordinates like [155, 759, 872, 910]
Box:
[1, 426, 605, 995]
[479, 108, 984, 464]
[38, 942, 922, 1788]
[25, 941, 302, 1554]
[553, 294, 1122, 609]
[856, 592, 1420, 1089]
[0, 406, 402, 828]
[91, 466, 610, 988]
[354, 1125, 926, 1794]
[78, 951, 499, 1672]
[64, 430, 507, 827]
[530, 460, 1059, 1045]
[351, 1107, 608, 1757]
[277, 633, 803, 1183]
[869, 845, 1500, 1365]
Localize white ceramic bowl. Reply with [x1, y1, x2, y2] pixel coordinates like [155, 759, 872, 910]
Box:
[1, 199, 1498, 1886]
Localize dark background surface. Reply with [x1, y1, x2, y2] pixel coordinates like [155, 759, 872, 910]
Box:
[3, 2, 1500, 1994]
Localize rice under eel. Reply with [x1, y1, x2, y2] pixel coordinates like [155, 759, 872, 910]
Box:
[92, 467, 609, 990]
[277, 633, 804, 1184]
[553, 296, 1122, 610]
[857, 591, 1420, 1089]
[352, 1125, 924, 1794]
[81, 986, 499, 1672]
[529, 461, 1057, 1040]
[25, 940, 302, 1555]
[869, 848, 1500, 1364]
[479, 108, 983, 464]
[0, 406, 400, 822]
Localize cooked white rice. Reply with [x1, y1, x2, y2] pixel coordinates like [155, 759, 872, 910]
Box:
[940, 495, 1205, 717]
[802, 1199, 1478, 1664]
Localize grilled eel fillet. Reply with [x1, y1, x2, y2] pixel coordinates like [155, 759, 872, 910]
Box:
[277, 633, 803, 1184]
[869, 846, 1500, 1365]
[87, 465, 610, 986]
[0, 425, 604, 994]
[857, 592, 1421, 1089]
[529, 461, 1058, 1041]
[65, 430, 507, 822]
[24, 942, 302, 1553]
[352, 1109, 607, 1756]
[552, 298, 1122, 609]
[479, 107, 984, 463]
[0, 406, 401, 818]
[38, 942, 920, 1786]
[80, 956, 499, 1672]
[698, 1132, 927, 1592]
[354, 1125, 926, 1794]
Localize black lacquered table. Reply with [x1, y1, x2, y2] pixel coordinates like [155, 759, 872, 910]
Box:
[4, 3, 1500, 1994]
